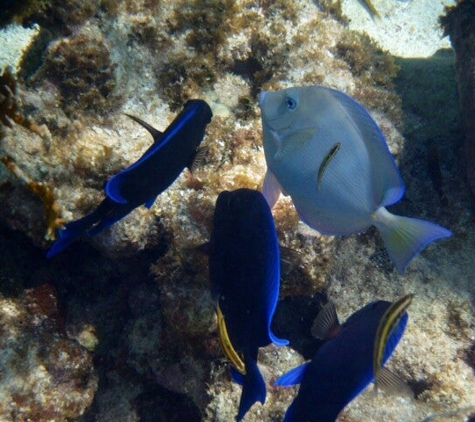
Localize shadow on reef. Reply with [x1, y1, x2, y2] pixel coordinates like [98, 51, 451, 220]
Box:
[389, 48, 468, 232]
[273, 294, 326, 360]
[0, 221, 205, 421]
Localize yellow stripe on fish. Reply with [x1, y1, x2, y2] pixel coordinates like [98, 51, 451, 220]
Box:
[317, 142, 341, 191]
[373, 294, 413, 391]
[216, 301, 246, 375]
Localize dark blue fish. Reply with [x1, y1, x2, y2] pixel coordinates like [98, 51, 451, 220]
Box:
[208, 189, 288, 421]
[47, 99, 212, 257]
[276, 300, 409, 422]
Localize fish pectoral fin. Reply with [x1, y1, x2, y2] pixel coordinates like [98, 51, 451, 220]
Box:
[274, 363, 310, 387]
[262, 170, 282, 209]
[125, 113, 164, 143]
[188, 146, 208, 173]
[375, 367, 413, 398]
[280, 246, 303, 276]
[217, 301, 246, 375]
[311, 300, 341, 340]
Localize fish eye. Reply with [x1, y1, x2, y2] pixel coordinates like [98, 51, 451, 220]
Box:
[285, 97, 297, 110]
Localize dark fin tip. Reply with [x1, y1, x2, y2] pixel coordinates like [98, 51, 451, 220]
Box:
[124, 113, 163, 140]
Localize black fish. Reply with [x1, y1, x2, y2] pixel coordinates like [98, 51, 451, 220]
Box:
[47, 99, 212, 257]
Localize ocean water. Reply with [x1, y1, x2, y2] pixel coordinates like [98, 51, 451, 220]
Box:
[0, 1, 474, 421]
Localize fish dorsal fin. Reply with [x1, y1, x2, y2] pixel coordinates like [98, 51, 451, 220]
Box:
[188, 146, 208, 173]
[216, 301, 246, 375]
[274, 363, 310, 387]
[311, 300, 341, 340]
[375, 367, 413, 398]
[125, 114, 164, 143]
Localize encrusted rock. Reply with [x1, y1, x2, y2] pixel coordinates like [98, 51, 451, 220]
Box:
[0, 284, 97, 421]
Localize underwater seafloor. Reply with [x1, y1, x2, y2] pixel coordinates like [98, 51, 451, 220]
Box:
[1, 0, 475, 421]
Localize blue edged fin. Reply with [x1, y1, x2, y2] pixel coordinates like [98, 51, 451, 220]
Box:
[235, 356, 267, 421]
[47, 212, 100, 258]
[145, 196, 157, 209]
[105, 116, 164, 205]
[372, 207, 452, 274]
[105, 175, 128, 204]
[269, 331, 289, 347]
[231, 367, 245, 386]
[274, 363, 309, 387]
[262, 169, 282, 209]
[282, 402, 295, 422]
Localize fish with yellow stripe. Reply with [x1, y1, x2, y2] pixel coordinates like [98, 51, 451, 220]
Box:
[275, 297, 411, 422]
[208, 189, 288, 421]
[373, 293, 414, 394]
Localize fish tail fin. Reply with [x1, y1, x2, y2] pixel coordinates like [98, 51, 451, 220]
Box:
[46, 212, 99, 258]
[234, 354, 266, 421]
[46, 199, 115, 257]
[372, 207, 452, 273]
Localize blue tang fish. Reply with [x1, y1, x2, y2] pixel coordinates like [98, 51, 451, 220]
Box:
[47, 99, 212, 257]
[208, 188, 288, 421]
[259, 86, 452, 273]
[276, 299, 409, 422]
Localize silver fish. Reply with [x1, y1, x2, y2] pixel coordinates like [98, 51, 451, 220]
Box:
[259, 86, 452, 273]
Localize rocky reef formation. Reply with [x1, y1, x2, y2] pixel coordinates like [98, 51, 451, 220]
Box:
[0, 0, 473, 421]
[441, 0, 475, 199]
[0, 283, 97, 421]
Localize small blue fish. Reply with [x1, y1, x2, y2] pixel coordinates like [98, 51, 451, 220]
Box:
[47, 99, 212, 257]
[208, 188, 288, 421]
[276, 299, 409, 422]
[259, 86, 452, 273]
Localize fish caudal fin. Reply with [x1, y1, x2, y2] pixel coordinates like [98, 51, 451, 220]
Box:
[234, 355, 266, 421]
[46, 212, 100, 258]
[372, 207, 452, 273]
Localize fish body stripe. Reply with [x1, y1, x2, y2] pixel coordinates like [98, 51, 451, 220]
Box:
[317, 142, 341, 190]
[217, 301, 246, 375]
[373, 294, 413, 379]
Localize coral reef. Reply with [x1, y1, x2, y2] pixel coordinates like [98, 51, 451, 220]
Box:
[0, 0, 472, 421]
[0, 283, 97, 421]
[0, 66, 50, 141]
[37, 25, 121, 116]
[1, 155, 65, 240]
